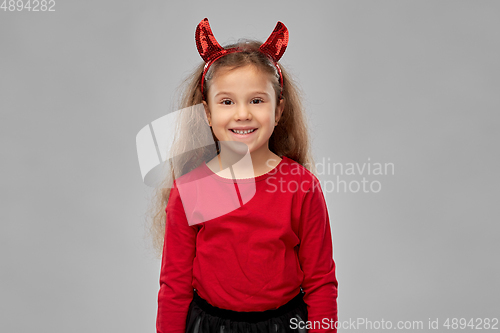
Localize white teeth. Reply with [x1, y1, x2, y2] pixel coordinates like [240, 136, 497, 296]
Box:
[232, 129, 255, 134]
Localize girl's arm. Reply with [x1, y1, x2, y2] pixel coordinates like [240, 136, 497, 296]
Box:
[298, 177, 338, 333]
[156, 181, 197, 333]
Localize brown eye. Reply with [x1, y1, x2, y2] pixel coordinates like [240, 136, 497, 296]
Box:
[221, 100, 233, 105]
[251, 98, 263, 104]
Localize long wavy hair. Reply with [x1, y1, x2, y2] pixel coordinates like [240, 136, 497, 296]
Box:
[145, 39, 317, 258]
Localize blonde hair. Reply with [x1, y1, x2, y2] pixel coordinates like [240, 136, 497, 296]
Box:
[145, 39, 317, 258]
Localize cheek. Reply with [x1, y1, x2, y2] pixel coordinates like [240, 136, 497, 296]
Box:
[264, 111, 276, 125]
[211, 114, 227, 127]
[210, 115, 231, 135]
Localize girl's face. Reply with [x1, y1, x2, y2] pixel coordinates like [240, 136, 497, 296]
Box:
[203, 65, 284, 158]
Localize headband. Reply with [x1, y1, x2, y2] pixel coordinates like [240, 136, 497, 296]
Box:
[195, 18, 289, 101]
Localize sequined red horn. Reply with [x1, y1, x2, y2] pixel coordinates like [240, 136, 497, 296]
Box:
[196, 18, 237, 98]
[259, 22, 288, 99]
[195, 18, 229, 63]
[259, 21, 289, 63]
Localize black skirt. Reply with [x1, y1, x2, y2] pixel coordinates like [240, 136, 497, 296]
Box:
[185, 290, 308, 333]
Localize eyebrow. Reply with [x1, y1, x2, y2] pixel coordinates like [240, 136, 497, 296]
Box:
[214, 91, 271, 98]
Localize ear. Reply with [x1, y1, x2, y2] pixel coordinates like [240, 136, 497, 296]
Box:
[275, 98, 285, 126]
[202, 100, 211, 126]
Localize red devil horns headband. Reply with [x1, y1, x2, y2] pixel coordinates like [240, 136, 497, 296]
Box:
[195, 18, 289, 100]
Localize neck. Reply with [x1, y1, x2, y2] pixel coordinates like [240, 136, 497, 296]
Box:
[216, 143, 281, 178]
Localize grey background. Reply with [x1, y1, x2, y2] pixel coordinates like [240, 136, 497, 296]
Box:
[1, 1, 498, 332]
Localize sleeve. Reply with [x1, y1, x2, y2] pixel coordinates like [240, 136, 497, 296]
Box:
[297, 177, 338, 333]
[156, 181, 198, 333]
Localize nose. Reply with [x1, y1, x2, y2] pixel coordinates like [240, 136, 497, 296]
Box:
[234, 104, 252, 121]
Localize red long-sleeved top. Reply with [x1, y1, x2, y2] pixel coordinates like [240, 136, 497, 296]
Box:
[157, 156, 338, 332]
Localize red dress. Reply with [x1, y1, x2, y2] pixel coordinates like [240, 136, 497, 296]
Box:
[157, 156, 338, 333]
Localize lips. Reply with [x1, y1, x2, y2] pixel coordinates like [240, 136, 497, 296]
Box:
[229, 128, 258, 137]
[230, 128, 257, 135]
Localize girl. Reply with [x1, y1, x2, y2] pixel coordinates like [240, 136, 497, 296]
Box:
[150, 18, 338, 333]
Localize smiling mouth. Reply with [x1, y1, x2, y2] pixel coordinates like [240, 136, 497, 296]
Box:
[230, 129, 257, 135]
